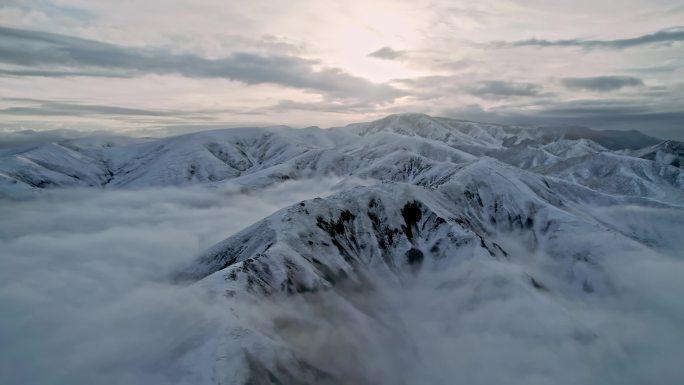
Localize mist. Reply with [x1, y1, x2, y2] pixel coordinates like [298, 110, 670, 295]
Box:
[0, 179, 347, 385]
[2, 181, 684, 385]
[249, 231, 684, 385]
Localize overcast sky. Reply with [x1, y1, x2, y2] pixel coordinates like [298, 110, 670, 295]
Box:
[0, 0, 683, 139]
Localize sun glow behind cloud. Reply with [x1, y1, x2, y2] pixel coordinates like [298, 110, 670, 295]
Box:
[0, 0, 682, 138]
[314, 1, 426, 82]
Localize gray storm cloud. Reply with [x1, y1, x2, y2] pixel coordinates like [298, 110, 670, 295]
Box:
[560, 76, 645, 92]
[467, 80, 544, 100]
[492, 27, 684, 49]
[0, 26, 401, 103]
[0, 101, 182, 117]
[368, 46, 407, 60]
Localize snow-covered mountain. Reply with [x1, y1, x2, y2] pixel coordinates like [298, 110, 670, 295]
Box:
[0, 113, 675, 198]
[172, 157, 682, 384]
[2, 113, 683, 384]
[631, 140, 684, 169]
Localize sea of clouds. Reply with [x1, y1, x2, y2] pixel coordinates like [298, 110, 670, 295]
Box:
[1, 181, 684, 385]
[0, 179, 348, 385]
[250, 216, 684, 385]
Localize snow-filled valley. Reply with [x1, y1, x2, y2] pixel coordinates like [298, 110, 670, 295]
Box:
[1, 113, 683, 385]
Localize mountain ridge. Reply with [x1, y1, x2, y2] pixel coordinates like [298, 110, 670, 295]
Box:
[0, 114, 676, 200]
[3, 113, 683, 384]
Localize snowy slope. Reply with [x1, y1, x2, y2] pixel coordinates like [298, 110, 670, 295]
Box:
[172, 162, 683, 384]
[535, 152, 684, 203]
[0, 126, 357, 196]
[541, 138, 608, 158]
[164, 117, 683, 385]
[0, 113, 676, 201]
[632, 140, 684, 169]
[2, 113, 683, 384]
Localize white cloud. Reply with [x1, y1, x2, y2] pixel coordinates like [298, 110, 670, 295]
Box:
[1, 181, 684, 384]
[0, 1, 682, 134]
[0, 179, 346, 385]
[222, 230, 684, 385]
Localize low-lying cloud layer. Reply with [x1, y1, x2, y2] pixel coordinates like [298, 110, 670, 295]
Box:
[2, 180, 684, 385]
[269, 249, 684, 385]
[0, 179, 347, 385]
[179, 202, 684, 385]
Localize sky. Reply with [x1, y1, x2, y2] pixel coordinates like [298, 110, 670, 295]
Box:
[0, 0, 683, 139]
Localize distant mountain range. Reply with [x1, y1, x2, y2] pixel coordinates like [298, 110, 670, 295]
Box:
[1, 113, 680, 199]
